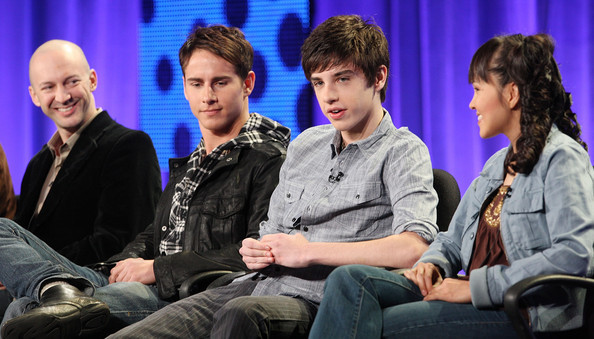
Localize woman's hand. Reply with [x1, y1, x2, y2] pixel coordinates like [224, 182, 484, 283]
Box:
[424, 278, 471, 303]
[403, 262, 443, 296]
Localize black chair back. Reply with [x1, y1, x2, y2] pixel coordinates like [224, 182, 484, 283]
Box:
[432, 168, 461, 232]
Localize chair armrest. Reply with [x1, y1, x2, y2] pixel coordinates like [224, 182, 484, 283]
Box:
[504, 274, 594, 339]
[87, 262, 116, 276]
[207, 271, 248, 290]
[178, 270, 233, 299]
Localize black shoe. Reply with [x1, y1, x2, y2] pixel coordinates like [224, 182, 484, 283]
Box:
[1, 284, 109, 339]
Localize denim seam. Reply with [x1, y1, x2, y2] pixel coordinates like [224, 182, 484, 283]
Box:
[386, 318, 512, 335]
[349, 276, 365, 339]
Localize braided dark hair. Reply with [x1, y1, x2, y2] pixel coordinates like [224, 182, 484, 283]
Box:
[468, 34, 586, 175]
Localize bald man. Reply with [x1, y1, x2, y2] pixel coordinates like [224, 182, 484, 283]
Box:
[0, 39, 160, 336]
[13, 40, 161, 266]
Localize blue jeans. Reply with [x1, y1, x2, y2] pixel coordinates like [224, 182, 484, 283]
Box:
[309, 265, 516, 339]
[0, 218, 167, 327]
[0, 218, 106, 300]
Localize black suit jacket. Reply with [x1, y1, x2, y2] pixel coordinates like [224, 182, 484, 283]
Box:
[14, 111, 161, 265]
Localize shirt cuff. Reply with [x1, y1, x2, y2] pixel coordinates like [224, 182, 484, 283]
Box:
[469, 266, 494, 309]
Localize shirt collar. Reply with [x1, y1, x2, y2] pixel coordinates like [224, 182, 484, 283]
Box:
[330, 108, 392, 158]
[47, 108, 102, 156]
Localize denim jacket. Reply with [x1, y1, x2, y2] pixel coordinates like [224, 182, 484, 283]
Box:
[419, 125, 594, 332]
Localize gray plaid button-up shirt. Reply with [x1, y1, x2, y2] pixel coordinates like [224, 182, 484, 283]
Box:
[249, 111, 438, 304]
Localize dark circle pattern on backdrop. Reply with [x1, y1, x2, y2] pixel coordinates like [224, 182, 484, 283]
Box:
[190, 19, 208, 35]
[225, 0, 249, 28]
[141, 0, 154, 24]
[157, 56, 173, 92]
[297, 83, 313, 132]
[139, 1, 310, 173]
[278, 13, 306, 69]
[251, 50, 267, 100]
[174, 124, 192, 158]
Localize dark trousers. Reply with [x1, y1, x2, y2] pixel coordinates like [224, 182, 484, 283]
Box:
[109, 277, 317, 339]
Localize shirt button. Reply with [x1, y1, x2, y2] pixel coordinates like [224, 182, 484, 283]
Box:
[324, 187, 328, 191]
[355, 194, 360, 199]
[286, 193, 291, 198]
[161, 226, 167, 232]
[470, 233, 475, 240]
[307, 206, 311, 212]
[303, 226, 309, 232]
[292, 217, 296, 222]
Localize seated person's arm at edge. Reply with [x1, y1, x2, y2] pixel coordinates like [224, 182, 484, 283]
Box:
[0, 143, 16, 219]
[242, 141, 438, 271]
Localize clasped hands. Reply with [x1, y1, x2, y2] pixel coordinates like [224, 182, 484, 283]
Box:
[240, 233, 310, 270]
[403, 262, 471, 304]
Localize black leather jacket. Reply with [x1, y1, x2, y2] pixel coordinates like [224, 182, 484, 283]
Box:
[108, 140, 286, 299]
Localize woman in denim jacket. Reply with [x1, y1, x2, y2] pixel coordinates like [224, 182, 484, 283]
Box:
[309, 34, 594, 338]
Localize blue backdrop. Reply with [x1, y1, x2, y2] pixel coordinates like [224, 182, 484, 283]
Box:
[1, 0, 593, 196]
[138, 0, 310, 174]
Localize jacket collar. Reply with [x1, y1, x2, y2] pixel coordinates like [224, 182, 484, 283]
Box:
[35, 111, 115, 223]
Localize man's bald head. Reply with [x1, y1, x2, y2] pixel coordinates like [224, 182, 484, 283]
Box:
[29, 40, 91, 84]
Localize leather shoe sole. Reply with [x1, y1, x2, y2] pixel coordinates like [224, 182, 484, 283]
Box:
[1, 285, 109, 338]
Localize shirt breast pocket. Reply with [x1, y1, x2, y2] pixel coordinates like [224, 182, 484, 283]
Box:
[284, 182, 305, 204]
[200, 196, 245, 218]
[339, 182, 383, 205]
[505, 188, 550, 250]
[334, 182, 385, 231]
[198, 195, 246, 248]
